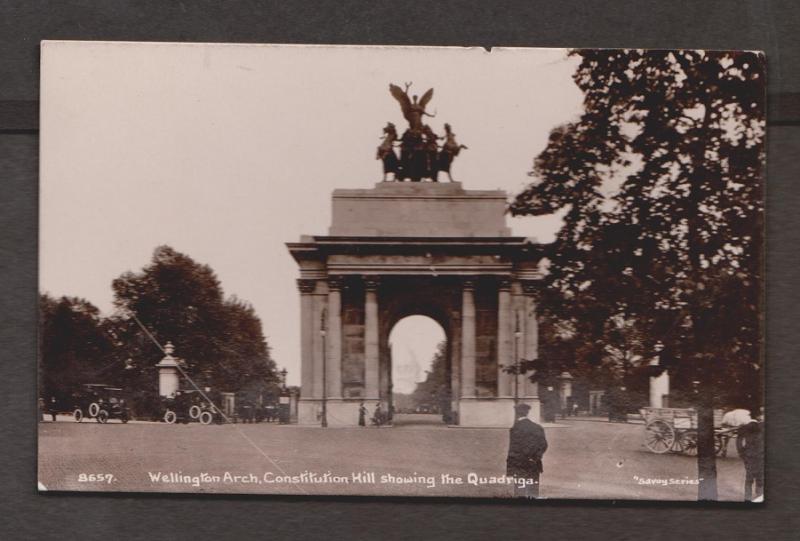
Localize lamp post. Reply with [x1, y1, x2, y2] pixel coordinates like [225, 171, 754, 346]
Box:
[320, 308, 328, 428]
[514, 312, 522, 404]
[278, 367, 290, 424]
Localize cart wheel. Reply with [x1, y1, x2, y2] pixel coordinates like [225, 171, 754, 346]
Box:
[73, 408, 83, 422]
[189, 405, 201, 420]
[644, 420, 675, 454]
[96, 409, 109, 423]
[88, 402, 100, 417]
[199, 411, 213, 425]
[678, 430, 698, 456]
[164, 410, 177, 424]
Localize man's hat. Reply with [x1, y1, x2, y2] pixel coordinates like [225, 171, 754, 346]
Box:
[514, 403, 532, 416]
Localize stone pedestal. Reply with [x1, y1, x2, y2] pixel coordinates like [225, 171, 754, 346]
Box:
[329, 182, 511, 237]
[325, 399, 362, 427]
[155, 342, 180, 398]
[650, 370, 670, 408]
[298, 399, 321, 425]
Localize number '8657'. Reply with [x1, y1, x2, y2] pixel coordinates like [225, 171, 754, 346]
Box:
[78, 473, 114, 483]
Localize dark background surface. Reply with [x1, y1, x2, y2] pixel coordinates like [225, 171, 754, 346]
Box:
[1, 1, 797, 539]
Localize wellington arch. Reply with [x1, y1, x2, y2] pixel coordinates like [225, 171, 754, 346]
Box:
[287, 181, 546, 427]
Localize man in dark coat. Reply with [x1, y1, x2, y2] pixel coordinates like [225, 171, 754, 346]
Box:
[735, 409, 764, 502]
[506, 403, 548, 498]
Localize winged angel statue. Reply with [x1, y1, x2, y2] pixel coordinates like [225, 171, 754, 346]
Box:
[389, 83, 436, 132]
[376, 82, 467, 182]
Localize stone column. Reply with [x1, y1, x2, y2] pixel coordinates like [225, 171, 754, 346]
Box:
[327, 277, 343, 399]
[497, 279, 513, 397]
[522, 282, 539, 398]
[312, 287, 326, 399]
[364, 278, 380, 400]
[297, 279, 316, 400]
[460, 280, 476, 398]
[155, 341, 180, 398]
[649, 356, 669, 408]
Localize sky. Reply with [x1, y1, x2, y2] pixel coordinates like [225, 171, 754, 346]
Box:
[40, 42, 584, 386]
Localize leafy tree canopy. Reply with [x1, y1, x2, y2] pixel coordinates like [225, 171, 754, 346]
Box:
[39, 294, 112, 401]
[108, 245, 277, 392]
[510, 50, 765, 499]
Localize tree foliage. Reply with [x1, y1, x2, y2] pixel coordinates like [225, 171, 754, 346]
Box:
[40, 246, 279, 418]
[408, 341, 450, 413]
[39, 294, 112, 402]
[511, 50, 765, 499]
[109, 245, 278, 393]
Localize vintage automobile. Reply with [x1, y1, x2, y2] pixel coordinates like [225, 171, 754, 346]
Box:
[95, 390, 131, 423]
[70, 384, 130, 423]
[162, 389, 219, 425]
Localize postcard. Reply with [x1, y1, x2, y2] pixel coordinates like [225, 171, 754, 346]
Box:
[38, 42, 765, 501]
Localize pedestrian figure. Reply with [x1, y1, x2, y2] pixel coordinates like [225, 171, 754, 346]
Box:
[736, 409, 764, 502]
[358, 401, 367, 427]
[506, 403, 548, 498]
[49, 396, 58, 422]
[720, 407, 753, 457]
[372, 402, 384, 426]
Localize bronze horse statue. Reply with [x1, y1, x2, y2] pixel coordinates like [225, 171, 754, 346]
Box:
[438, 123, 467, 182]
[376, 122, 399, 181]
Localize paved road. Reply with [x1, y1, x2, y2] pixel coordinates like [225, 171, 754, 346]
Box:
[38, 418, 750, 501]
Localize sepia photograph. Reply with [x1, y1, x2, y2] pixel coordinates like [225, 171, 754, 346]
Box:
[37, 42, 765, 502]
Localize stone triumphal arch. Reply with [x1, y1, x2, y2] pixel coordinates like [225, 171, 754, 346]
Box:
[288, 182, 545, 427]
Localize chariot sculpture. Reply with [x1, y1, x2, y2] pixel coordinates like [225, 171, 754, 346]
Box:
[377, 82, 467, 182]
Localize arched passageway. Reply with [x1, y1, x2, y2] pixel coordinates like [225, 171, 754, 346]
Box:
[389, 315, 448, 426]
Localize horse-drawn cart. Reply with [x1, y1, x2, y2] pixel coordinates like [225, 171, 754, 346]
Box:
[640, 407, 736, 456]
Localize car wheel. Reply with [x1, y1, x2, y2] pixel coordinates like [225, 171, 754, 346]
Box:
[96, 409, 109, 423]
[189, 405, 201, 420]
[88, 402, 100, 417]
[164, 410, 177, 424]
[199, 411, 213, 425]
[73, 408, 83, 422]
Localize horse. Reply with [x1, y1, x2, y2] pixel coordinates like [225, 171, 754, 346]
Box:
[376, 122, 400, 181]
[438, 123, 467, 182]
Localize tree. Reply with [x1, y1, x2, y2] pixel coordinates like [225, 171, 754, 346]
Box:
[511, 50, 765, 499]
[409, 341, 449, 415]
[39, 294, 112, 402]
[110, 245, 277, 393]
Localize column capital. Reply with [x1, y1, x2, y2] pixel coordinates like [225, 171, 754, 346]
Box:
[498, 278, 512, 291]
[296, 279, 316, 294]
[327, 276, 344, 291]
[363, 277, 380, 291]
[462, 278, 476, 291]
[521, 281, 538, 296]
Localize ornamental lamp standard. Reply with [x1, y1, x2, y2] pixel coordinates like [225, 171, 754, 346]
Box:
[320, 308, 328, 428]
[514, 312, 522, 404]
[279, 368, 288, 391]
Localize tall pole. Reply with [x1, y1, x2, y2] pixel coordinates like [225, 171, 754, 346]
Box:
[320, 308, 328, 428]
[514, 312, 522, 404]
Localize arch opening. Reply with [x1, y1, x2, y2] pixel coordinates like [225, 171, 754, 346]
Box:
[388, 315, 450, 426]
